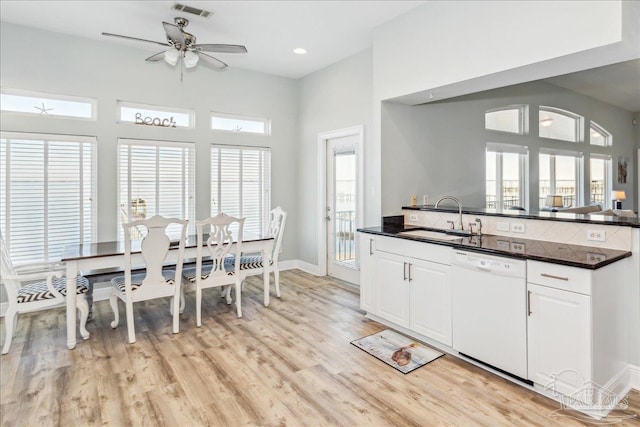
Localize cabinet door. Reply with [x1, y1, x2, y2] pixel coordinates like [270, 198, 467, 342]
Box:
[358, 234, 376, 312]
[375, 251, 410, 327]
[409, 259, 452, 346]
[527, 283, 592, 395]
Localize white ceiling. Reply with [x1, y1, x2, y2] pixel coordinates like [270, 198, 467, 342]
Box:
[0, 0, 425, 79]
[544, 59, 640, 113]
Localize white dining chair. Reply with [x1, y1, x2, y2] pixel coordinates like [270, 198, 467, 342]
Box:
[224, 206, 287, 297]
[109, 215, 188, 344]
[0, 232, 90, 354]
[182, 213, 245, 326]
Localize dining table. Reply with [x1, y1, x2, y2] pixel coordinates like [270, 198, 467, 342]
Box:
[62, 232, 274, 349]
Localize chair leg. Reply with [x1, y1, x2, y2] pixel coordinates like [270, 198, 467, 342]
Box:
[274, 265, 281, 298]
[172, 289, 180, 334]
[179, 287, 185, 314]
[125, 299, 136, 344]
[196, 287, 202, 327]
[235, 280, 242, 318]
[109, 293, 119, 328]
[77, 295, 90, 340]
[2, 307, 17, 355]
[225, 285, 232, 305]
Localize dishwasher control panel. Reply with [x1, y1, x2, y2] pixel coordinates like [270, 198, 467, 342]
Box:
[451, 251, 526, 278]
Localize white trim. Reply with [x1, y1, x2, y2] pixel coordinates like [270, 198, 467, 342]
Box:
[1, 87, 97, 120]
[631, 364, 640, 391]
[317, 125, 364, 277]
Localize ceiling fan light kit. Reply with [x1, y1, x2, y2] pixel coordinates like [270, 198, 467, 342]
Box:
[102, 16, 247, 79]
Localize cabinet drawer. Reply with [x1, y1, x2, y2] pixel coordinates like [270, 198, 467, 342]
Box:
[527, 261, 592, 295]
[376, 235, 450, 265]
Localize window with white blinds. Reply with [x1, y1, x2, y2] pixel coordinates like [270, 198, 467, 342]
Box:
[0, 132, 96, 265]
[118, 139, 195, 240]
[211, 145, 271, 235]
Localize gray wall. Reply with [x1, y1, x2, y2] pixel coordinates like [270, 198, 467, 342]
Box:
[0, 23, 299, 262]
[382, 80, 637, 214]
[297, 49, 373, 266]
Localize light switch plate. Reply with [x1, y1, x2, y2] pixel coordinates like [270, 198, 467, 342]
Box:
[496, 222, 509, 231]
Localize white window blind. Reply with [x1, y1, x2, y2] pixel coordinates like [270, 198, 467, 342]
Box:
[118, 139, 195, 239]
[211, 145, 271, 235]
[0, 132, 96, 265]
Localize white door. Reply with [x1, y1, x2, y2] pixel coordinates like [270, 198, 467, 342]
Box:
[326, 135, 359, 284]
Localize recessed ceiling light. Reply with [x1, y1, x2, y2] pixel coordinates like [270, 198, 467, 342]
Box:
[293, 48, 307, 55]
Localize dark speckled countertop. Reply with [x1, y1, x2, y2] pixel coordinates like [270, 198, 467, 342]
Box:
[358, 225, 632, 270]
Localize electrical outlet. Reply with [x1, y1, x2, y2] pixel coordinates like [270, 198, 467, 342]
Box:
[511, 223, 525, 233]
[511, 242, 525, 253]
[409, 214, 418, 222]
[496, 222, 509, 231]
[586, 229, 606, 242]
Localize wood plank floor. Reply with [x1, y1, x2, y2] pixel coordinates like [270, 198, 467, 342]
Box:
[1, 269, 639, 426]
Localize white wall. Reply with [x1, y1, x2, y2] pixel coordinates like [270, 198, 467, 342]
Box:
[382, 80, 637, 213]
[297, 50, 373, 266]
[0, 23, 299, 262]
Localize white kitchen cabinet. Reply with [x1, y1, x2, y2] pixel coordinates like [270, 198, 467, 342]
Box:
[409, 258, 452, 346]
[527, 282, 591, 396]
[365, 234, 452, 346]
[376, 251, 411, 327]
[526, 259, 631, 416]
[358, 233, 376, 312]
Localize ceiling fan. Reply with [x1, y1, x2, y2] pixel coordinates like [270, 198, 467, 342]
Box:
[102, 17, 247, 76]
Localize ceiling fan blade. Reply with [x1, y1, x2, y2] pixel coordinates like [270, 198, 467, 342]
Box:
[198, 52, 228, 70]
[162, 22, 186, 45]
[145, 51, 166, 62]
[102, 32, 170, 47]
[194, 44, 247, 54]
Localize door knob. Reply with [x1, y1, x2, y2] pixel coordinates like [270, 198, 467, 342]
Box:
[326, 216, 331, 221]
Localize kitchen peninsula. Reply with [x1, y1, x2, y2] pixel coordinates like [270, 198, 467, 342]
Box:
[358, 205, 639, 419]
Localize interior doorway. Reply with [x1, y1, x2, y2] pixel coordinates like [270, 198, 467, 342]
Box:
[317, 126, 363, 284]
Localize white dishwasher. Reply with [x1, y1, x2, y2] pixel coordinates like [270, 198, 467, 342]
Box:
[451, 250, 529, 381]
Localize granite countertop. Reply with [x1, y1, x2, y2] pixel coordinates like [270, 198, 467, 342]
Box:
[402, 205, 640, 228]
[358, 225, 632, 269]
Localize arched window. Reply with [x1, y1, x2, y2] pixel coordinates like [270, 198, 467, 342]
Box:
[539, 106, 583, 142]
[589, 121, 612, 146]
[485, 105, 527, 134]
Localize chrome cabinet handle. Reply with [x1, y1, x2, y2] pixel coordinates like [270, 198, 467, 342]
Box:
[541, 273, 569, 281]
[408, 263, 413, 282]
[403, 262, 407, 281]
[527, 290, 532, 316]
[369, 238, 374, 255]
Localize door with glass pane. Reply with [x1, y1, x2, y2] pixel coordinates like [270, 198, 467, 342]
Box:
[327, 136, 359, 284]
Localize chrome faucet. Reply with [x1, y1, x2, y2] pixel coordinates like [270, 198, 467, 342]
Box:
[469, 217, 482, 236]
[435, 196, 463, 231]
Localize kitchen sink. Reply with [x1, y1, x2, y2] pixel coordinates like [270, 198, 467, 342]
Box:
[397, 229, 464, 241]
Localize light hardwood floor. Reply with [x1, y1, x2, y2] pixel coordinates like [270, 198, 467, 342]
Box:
[1, 270, 639, 426]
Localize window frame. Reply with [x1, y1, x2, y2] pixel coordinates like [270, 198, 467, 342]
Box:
[0, 88, 97, 121]
[210, 144, 272, 235]
[210, 111, 271, 136]
[484, 104, 528, 135]
[117, 138, 196, 240]
[538, 106, 584, 143]
[589, 153, 612, 208]
[116, 100, 196, 129]
[539, 148, 584, 208]
[485, 142, 529, 210]
[589, 121, 612, 147]
[1, 131, 97, 265]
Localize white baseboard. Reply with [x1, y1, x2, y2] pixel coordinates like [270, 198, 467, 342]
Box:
[631, 364, 640, 391]
[279, 259, 322, 276]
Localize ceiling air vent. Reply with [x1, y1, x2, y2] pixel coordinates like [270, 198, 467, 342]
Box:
[171, 3, 212, 18]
